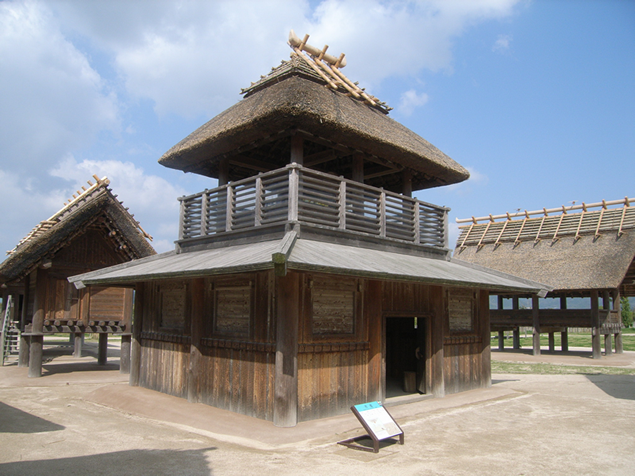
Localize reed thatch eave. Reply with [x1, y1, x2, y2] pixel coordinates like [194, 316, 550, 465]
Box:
[159, 75, 469, 190]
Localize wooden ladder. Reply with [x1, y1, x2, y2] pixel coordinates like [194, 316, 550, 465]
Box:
[1, 295, 18, 366]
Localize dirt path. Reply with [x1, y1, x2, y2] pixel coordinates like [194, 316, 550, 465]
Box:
[1, 348, 634, 475]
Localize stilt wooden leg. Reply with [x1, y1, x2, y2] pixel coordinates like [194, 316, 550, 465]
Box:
[28, 335, 43, 378]
[513, 328, 520, 349]
[561, 329, 568, 352]
[498, 330, 505, 351]
[615, 332, 623, 354]
[532, 330, 541, 356]
[120, 335, 131, 374]
[98, 333, 108, 365]
[592, 328, 602, 359]
[604, 333, 612, 356]
[548, 332, 555, 352]
[73, 333, 83, 358]
[18, 334, 30, 367]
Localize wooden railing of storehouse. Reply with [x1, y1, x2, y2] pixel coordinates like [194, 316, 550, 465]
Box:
[178, 164, 449, 251]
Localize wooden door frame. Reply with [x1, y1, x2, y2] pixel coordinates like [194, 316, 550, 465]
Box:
[382, 312, 432, 400]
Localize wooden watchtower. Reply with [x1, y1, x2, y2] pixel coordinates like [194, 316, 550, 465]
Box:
[454, 197, 634, 357]
[0, 176, 155, 376]
[71, 33, 548, 427]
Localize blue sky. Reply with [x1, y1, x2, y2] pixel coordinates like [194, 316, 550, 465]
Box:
[1, 0, 633, 256]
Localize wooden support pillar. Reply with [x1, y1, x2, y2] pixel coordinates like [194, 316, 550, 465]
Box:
[532, 295, 541, 356]
[73, 333, 83, 358]
[602, 290, 612, 356]
[290, 134, 303, 165]
[479, 290, 491, 388]
[591, 290, 601, 359]
[513, 328, 520, 349]
[560, 296, 568, 352]
[429, 285, 445, 397]
[366, 280, 383, 401]
[548, 332, 555, 352]
[18, 273, 30, 367]
[120, 335, 131, 374]
[130, 283, 144, 386]
[498, 330, 505, 351]
[274, 271, 300, 427]
[98, 333, 108, 365]
[188, 278, 204, 403]
[218, 158, 229, 186]
[604, 333, 612, 356]
[402, 169, 412, 197]
[28, 267, 48, 378]
[352, 153, 364, 184]
[28, 335, 43, 378]
[19, 333, 30, 367]
[613, 289, 623, 354]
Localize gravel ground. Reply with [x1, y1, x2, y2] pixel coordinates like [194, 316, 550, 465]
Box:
[1, 342, 634, 476]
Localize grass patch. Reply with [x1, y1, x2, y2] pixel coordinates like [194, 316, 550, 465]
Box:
[493, 331, 635, 351]
[492, 360, 635, 375]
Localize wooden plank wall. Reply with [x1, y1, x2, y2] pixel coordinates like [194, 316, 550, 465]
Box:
[139, 339, 189, 399]
[197, 343, 275, 421]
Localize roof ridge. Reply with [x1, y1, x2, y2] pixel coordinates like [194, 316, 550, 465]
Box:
[241, 30, 391, 113]
[7, 175, 153, 255]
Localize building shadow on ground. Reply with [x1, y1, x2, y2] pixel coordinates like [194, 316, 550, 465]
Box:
[586, 374, 635, 401]
[0, 448, 217, 476]
[0, 402, 65, 433]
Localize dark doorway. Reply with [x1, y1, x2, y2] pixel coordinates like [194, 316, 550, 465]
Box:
[385, 317, 426, 398]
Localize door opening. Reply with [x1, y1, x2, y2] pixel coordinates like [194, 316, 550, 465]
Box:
[385, 317, 426, 398]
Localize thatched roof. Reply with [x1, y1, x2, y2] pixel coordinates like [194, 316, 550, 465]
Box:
[0, 177, 155, 284]
[454, 199, 635, 296]
[159, 55, 469, 191]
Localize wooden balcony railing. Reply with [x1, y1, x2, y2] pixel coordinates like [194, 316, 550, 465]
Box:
[178, 164, 449, 250]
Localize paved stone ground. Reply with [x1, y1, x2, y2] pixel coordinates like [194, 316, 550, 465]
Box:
[0, 340, 634, 475]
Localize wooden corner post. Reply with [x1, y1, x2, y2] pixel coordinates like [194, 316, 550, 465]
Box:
[130, 282, 145, 386]
[273, 271, 300, 427]
[591, 290, 601, 359]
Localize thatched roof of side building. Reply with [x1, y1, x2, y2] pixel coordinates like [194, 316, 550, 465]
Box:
[0, 176, 156, 284]
[159, 54, 469, 192]
[453, 198, 635, 296]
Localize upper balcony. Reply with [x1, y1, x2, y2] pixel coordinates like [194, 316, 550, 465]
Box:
[177, 164, 450, 257]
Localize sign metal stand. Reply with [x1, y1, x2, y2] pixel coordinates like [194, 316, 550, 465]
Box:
[338, 401, 404, 453]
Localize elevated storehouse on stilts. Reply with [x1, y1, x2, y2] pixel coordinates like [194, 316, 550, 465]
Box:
[70, 34, 548, 427]
[454, 198, 634, 358]
[0, 176, 155, 375]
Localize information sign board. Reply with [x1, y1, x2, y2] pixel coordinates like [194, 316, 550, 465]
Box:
[337, 401, 404, 453]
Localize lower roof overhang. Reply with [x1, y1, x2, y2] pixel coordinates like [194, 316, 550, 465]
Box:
[69, 234, 551, 296]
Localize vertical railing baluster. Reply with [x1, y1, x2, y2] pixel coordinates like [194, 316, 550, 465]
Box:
[254, 175, 263, 227]
[178, 198, 185, 240]
[288, 166, 299, 222]
[339, 180, 346, 230]
[225, 185, 234, 232]
[379, 190, 386, 238]
[414, 200, 421, 244]
[443, 208, 449, 249]
[200, 191, 208, 236]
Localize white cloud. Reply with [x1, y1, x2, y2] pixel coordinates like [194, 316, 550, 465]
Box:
[0, 1, 119, 171]
[493, 34, 513, 53]
[397, 89, 430, 116]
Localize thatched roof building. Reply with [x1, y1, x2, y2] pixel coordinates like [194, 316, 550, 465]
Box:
[68, 33, 549, 427]
[454, 198, 634, 358]
[454, 198, 635, 296]
[0, 176, 155, 376]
